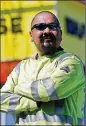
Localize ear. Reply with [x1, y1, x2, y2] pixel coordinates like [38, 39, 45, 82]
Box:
[29, 31, 34, 42]
[57, 29, 62, 41]
[60, 29, 62, 41]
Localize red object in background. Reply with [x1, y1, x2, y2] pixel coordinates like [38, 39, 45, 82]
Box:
[0, 60, 21, 85]
[1, 61, 86, 85]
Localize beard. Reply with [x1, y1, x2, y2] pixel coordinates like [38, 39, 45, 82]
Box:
[41, 40, 57, 54]
[40, 33, 57, 55]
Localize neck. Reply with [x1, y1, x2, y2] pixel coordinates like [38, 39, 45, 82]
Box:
[35, 46, 64, 60]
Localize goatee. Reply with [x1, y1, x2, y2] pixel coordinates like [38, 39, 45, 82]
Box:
[40, 33, 57, 54]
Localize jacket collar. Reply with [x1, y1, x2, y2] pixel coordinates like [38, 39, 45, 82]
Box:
[34, 46, 64, 60]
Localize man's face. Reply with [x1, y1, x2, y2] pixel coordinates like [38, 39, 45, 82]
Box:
[30, 12, 62, 55]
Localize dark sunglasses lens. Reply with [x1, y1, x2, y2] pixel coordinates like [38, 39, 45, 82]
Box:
[32, 23, 59, 30]
[49, 24, 58, 30]
[36, 24, 46, 30]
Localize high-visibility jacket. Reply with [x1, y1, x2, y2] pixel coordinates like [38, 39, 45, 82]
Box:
[0, 50, 85, 125]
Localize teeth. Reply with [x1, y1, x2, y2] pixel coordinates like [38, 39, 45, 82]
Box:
[44, 42, 49, 46]
[44, 42, 53, 46]
[50, 42, 53, 45]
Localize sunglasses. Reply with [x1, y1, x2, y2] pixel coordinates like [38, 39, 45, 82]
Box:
[31, 23, 60, 31]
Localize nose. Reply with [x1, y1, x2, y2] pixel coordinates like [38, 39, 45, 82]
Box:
[43, 27, 51, 33]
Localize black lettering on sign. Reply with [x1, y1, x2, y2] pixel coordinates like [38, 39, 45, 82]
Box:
[0, 18, 7, 34]
[77, 24, 85, 38]
[11, 17, 22, 33]
[66, 17, 78, 35]
[65, 17, 85, 39]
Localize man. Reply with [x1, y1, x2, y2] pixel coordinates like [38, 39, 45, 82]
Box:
[0, 11, 85, 125]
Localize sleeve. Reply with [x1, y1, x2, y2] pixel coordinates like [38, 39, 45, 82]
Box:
[14, 55, 85, 102]
[0, 62, 38, 114]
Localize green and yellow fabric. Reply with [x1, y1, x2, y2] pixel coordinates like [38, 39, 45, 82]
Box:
[0, 50, 85, 125]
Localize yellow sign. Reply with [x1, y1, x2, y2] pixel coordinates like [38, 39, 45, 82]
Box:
[1, 1, 57, 61]
[58, 1, 85, 62]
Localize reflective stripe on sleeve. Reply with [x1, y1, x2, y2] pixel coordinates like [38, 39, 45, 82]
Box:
[78, 118, 84, 125]
[8, 94, 21, 111]
[1, 112, 16, 125]
[1, 93, 11, 104]
[31, 80, 40, 100]
[42, 77, 58, 100]
[17, 110, 73, 124]
[15, 62, 21, 76]
[58, 53, 73, 64]
[31, 77, 58, 101]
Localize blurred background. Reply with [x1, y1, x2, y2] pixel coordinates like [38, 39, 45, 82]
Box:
[1, 0, 86, 124]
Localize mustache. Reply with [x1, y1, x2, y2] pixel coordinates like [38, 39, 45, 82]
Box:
[40, 33, 56, 42]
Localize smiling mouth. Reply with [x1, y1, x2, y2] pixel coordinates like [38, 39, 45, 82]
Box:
[43, 36, 53, 41]
[43, 40, 54, 47]
[40, 33, 56, 48]
[42, 36, 55, 47]
[44, 38, 51, 41]
[42, 36, 54, 44]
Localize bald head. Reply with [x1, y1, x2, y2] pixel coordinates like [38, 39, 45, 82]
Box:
[30, 11, 62, 56]
[31, 11, 61, 29]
